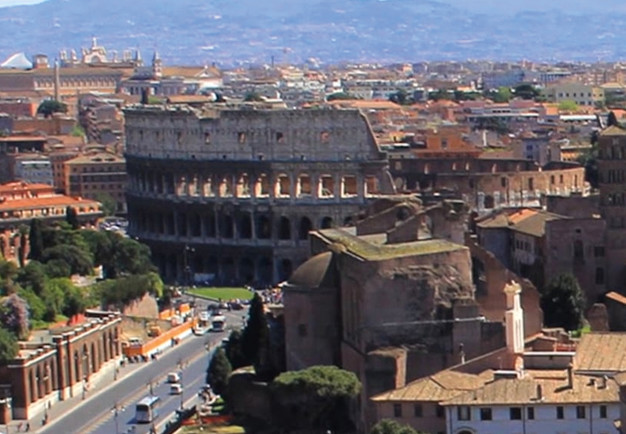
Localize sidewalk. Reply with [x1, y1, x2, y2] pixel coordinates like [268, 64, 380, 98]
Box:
[9, 328, 194, 434]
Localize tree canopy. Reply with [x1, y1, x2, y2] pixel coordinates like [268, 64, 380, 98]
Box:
[371, 419, 421, 434]
[558, 100, 579, 112]
[241, 293, 269, 375]
[271, 365, 361, 431]
[206, 347, 232, 396]
[37, 100, 68, 117]
[0, 328, 18, 364]
[0, 293, 30, 339]
[514, 83, 540, 100]
[540, 273, 586, 331]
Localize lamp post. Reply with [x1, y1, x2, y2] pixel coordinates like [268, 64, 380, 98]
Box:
[112, 403, 125, 434]
[177, 358, 184, 410]
[147, 377, 155, 396]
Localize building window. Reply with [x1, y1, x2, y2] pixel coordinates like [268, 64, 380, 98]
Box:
[527, 407, 535, 420]
[413, 404, 423, 418]
[510, 407, 522, 420]
[528, 178, 534, 191]
[600, 405, 607, 418]
[436, 405, 445, 418]
[480, 407, 492, 421]
[276, 132, 284, 143]
[501, 177, 507, 188]
[441, 138, 448, 149]
[594, 246, 605, 257]
[556, 406, 564, 419]
[574, 240, 584, 260]
[393, 403, 402, 418]
[238, 132, 246, 143]
[576, 405, 586, 419]
[457, 406, 471, 421]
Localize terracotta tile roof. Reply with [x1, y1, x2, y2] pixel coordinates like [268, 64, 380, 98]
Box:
[476, 209, 566, 237]
[605, 292, 626, 305]
[442, 373, 617, 406]
[574, 333, 626, 373]
[0, 182, 53, 193]
[0, 195, 99, 212]
[371, 370, 492, 402]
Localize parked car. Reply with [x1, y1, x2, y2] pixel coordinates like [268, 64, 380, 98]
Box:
[167, 372, 181, 384]
[229, 302, 244, 310]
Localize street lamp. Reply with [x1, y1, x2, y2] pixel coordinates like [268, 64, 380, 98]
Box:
[147, 377, 155, 396]
[112, 403, 125, 434]
[177, 358, 184, 410]
[182, 244, 195, 289]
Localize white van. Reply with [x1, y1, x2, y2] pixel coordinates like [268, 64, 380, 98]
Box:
[170, 384, 183, 395]
[167, 372, 180, 384]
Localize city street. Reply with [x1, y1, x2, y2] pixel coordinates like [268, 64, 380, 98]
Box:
[39, 306, 244, 434]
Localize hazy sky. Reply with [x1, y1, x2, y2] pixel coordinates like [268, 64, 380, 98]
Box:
[0, 0, 46, 6]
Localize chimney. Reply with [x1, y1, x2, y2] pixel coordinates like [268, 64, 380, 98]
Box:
[567, 363, 574, 389]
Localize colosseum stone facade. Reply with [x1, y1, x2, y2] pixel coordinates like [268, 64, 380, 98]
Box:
[124, 105, 394, 285]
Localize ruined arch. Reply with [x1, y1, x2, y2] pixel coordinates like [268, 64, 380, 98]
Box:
[321, 216, 333, 229]
[257, 215, 271, 239]
[239, 257, 255, 284]
[278, 259, 293, 282]
[220, 214, 234, 239]
[278, 216, 291, 240]
[238, 213, 252, 239]
[299, 217, 312, 240]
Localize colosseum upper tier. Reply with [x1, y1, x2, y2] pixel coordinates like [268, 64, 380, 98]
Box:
[124, 105, 394, 285]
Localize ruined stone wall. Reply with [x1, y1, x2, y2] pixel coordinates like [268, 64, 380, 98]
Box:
[545, 218, 607, 304]
[124, 106, 395, 284]
[391, 157, 586, 212]
[467, 237, 543, 337]
[338, 248, 473, 353]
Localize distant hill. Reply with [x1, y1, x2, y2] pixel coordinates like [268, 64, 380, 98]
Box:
[0, 0, 625, 66]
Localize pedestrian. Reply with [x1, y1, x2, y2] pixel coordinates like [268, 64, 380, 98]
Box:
[17, 421, 23, 431]
[25, 422, 30, 431]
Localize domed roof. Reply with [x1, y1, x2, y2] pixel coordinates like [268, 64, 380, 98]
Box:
[287, 251, 336, 289]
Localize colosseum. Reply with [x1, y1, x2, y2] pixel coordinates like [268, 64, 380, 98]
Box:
[124, 105, 395, 285]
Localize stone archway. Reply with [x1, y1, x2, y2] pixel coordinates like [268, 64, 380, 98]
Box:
[299, 217, 312, 240]
[321, 216, 333, 229]
[278, 216, 291, 240]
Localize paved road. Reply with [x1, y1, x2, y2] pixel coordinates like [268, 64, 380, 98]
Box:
[41, 307, 244, 434]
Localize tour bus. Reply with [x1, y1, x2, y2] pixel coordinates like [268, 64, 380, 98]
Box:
[211, 314, 226, 332]
[135, 395, 161, 423]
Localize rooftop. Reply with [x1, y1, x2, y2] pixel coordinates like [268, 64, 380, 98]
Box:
[317, 228, 466, 261]
[574, 333, 626, 373]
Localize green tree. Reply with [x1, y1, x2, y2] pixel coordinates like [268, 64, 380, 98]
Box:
[18, 288, 45, 322]
[389, 89, 411, 105]
[428, 89, 452, 101]
[42, 245, 93, 276]
[70, 124, 86, 138]
[206, 347, 232, 396]
[271, 365, 361, 431]
[0, 328, 18, 363]
[65, 206, 80, 230]
[17, 261, 47, 296]
[326, 92, 357, 101]
[371, 419, 420, 434]
[37, 100, 68, 117]
[486, 86, 512, 103]
[608, 111, 620, 127]
[243, 91, 264, 102]
[224, 329, 247, 369]
[558, 100, 579, 112]
[94, 192, 117, 216]
[541, 273, 586, 331]
[514, 83, 540, 100]
[63, 285, 86, 317]
[28, 218, 45, 261]
[241, 293, 269, 373]
[577, 142, 599, 188]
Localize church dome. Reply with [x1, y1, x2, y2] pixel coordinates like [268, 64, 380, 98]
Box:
[287, 251, 336, 289]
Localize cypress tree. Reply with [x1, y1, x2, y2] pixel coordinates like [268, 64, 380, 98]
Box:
[206, 347, 232, 396]
[28, 219, 44, 261]
[241, 293, 269, 371]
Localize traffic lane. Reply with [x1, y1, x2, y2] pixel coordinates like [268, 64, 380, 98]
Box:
[46, 331, 225, 434]
[108, 341, 212, 434]
[83, 315, 242, 434]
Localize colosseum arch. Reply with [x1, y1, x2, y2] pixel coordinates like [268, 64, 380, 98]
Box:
[238, 213, 252, 239]
[299, 217, 312, 240]
[321, 216, 333, 229]
[238, 257, 255, 284]
[278, 216, 291, 240]
[258, 257, 273, 285]
[257, 215, 272, 239]
[278, 259, 293, 282]
[220, 214, 234, 239]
